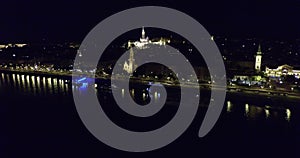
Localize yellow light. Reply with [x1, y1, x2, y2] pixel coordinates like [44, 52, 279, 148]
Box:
[37, 76, 40, 87]
[245, 104, 249, 116]
[53, 78, 57, 86]
[265, 109, 270, 118]
[143, 92, 146, 98]
[21, 75, 25, 89]
[43, 77, 46, 85]
[31, 76, 35, 87]
[286, 109, 291, 122]
[227, 101, 232, 112]
[121, 88, 125, 98]
[12, 74, 16, 83]
[16, 74, 20, 85]
[48, 78, 52, 86]
[26, 75, 30, 88]
[154, 91, 158, 101]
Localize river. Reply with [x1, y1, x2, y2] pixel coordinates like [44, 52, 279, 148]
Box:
[1, 72, 299, 157]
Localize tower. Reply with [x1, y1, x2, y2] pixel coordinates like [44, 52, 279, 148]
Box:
[139, 27, 149, 43]
[255, 44, 262, 72]
[128, 47, 135, 72]
[123, 47, 137, 74]
[142, 27, 146, 39]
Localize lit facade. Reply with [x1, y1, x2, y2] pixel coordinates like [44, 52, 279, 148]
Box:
[0, 43, 27, 49]
[123, 47, 137, 74]
[254, 45, 262, 72]
[123, 27, 169, 74]
[127, 27, 169, 49]
[265, 64, 300, 78]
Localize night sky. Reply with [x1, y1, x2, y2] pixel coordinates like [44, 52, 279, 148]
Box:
[1, 0, 300, 42]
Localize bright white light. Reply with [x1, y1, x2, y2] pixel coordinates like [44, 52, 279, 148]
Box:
[245, 104, 249, 116]
[265, 109, 270, 118]
[286, 109, 291, 122]
[279, 81, 283, 84]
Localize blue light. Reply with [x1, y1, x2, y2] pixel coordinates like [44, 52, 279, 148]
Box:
[77, 77, 87, 82]
[74, 77, 94, 91]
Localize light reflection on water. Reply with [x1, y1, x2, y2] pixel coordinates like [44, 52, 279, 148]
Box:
[245, 103, 249, 117]
[0, 72, 296, 123]
[227, 100, 293, 122]
[0, 72, 70, 96]
[286, 109, 291, 122]
[226, 101, 233, 112]
[1, 73, 4, 82]
[265, 108, 270, 118]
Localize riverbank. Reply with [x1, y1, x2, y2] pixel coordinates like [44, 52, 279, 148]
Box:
[1, 69, 300, 102]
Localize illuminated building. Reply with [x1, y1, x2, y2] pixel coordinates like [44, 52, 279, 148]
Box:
[254, 44, 262, 72]
[123, 47, 137, 74]
[15, 44, 27, 48]
[0, 43, 27, 49]
[127, 27, 169, 49]
[231, 45, 266, 85]
[265, 64, 300, 79]
[0, 45, 6, 49]
[127, 27, 150, 49]
[123, 27, 169, 73]
[140, 27, 148, 43]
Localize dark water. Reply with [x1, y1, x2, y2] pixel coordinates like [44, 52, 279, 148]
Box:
[1, 72, 299, 158]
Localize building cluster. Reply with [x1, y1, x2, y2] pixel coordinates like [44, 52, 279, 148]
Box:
[265, 65, 300, 79]
[0, 43, 27, 50]
[231, 44, 300, 91]
[0, 28, 299, 92]
[121, 27, 300, 91]
[123, 27, 170, 74]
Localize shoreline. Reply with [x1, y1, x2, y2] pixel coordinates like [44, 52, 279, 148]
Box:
[1, 69, 300, 102]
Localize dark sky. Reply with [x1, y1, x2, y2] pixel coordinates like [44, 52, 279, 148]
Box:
[1, 0, 300, 42]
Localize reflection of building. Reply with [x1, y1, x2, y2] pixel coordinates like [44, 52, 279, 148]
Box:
[254, 45, 262, 72]
[123, 47, 137, 74]
[265, 64, 300, 79]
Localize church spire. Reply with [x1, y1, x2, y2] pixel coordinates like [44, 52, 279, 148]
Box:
[142, 27, 145, 39]
[255, 44, 262, 72]
[257, 44, 262, 55]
